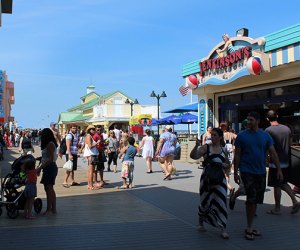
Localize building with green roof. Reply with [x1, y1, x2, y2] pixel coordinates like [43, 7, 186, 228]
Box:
[58, 86, 157, 134]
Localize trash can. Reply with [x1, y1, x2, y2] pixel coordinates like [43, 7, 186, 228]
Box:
[289, 146, 300, 187]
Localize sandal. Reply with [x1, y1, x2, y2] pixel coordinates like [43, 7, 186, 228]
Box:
[266, 209, 281, 215]
[221, 232, 229, 239]
[62, 184, 70, 188]
[163, 174, 171, 180]
[245, 230, 255, 240]
[252, 229, 261, 236]
[118, 185, 128, 189]
[291, 203, 300, 214]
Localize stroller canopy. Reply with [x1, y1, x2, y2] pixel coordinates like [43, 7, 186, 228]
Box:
[11, 154, 36, 174]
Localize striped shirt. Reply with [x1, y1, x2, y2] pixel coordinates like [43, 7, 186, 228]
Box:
[66, 132, 78, 155]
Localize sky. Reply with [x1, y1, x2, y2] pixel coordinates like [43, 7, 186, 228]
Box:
[1, 0, 299, 129]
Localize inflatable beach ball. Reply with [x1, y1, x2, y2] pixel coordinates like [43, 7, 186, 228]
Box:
[247, 57, 262, 75]
[186, 75, 198, 89]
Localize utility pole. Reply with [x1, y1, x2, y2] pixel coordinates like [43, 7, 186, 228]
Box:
[0, 0, 13, 27]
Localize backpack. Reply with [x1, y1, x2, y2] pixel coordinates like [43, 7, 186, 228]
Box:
[59, 134, 74, 155]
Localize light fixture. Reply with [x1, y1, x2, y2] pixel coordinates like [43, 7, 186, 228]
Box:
[236, 28, 249, 37]
[161, 91, 167, 98]
[150, 91, 156, 97]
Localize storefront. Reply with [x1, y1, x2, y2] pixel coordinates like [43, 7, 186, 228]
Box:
[181, 23, 300, 145]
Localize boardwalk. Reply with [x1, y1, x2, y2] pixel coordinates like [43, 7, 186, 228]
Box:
[0, 147, 299, 249]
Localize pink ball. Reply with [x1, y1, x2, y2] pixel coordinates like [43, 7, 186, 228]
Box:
[247, 57, 262, 75]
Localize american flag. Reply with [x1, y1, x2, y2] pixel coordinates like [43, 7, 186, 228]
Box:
[179, 85, 191, 96]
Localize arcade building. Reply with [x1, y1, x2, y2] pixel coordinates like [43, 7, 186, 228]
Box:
[182, 23, 300, 145]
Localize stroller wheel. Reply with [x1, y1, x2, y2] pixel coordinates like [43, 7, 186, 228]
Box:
[6, 204, 19, 219]
[34, 198, 43, 214]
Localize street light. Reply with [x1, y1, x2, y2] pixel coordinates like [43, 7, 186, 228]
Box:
[125, 98, 139, 116]
[150, 90, 167, 137]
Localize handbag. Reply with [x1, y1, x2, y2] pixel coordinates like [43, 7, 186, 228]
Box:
[63, 160, 73, 171]
[202, 144, 224, 185]
[190, 139, 202, 160]
[203, 159, 224, 185]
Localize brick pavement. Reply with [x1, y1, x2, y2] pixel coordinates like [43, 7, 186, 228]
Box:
[0, 146, 299, 249]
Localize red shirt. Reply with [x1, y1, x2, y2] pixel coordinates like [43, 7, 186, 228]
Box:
[93, 133, 105, 151]
[26, 170, 37, 183]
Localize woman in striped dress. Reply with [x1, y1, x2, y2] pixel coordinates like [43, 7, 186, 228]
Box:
[196, 128, 230, 239]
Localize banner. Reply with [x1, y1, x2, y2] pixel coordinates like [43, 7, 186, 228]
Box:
[129, 114, 153, 125]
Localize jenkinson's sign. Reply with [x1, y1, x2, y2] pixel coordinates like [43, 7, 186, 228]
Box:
[199, 46, 251, 76]
[184, 35, 270, 89]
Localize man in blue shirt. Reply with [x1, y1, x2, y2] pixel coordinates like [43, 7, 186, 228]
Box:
[234, 111, 283, 240]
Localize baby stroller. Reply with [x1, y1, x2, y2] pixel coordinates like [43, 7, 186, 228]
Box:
[0, 155, 43, 219]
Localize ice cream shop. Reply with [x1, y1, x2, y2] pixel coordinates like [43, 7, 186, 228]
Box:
[182, 23, 300, 145]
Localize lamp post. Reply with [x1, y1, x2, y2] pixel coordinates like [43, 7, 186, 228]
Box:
[125, 98, 139, 116]
[150, 90, 167, 137]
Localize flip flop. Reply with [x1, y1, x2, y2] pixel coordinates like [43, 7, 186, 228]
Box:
[266, 209, 281, 215]
[163, 174, 171, 180]
[118, 185, 128, 189]
[291, 203, 300, 214]
[221, 232, 229, 239]
[62, 184, 70, 188]
[245, 229, 261, 236]
[245, 230, 255, 240]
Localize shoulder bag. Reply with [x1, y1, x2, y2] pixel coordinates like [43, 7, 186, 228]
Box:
[202, 145, 225, 185]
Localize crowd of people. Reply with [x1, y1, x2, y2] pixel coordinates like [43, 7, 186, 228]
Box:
[1, 111, 299, 242]
[193, 110, 300, 241]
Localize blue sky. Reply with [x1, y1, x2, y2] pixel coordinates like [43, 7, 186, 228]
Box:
[1, 0, 299, 128]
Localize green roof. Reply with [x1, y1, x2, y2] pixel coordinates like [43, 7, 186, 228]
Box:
[67, 90, 134, 112]
[58, 112, 92, 123]
[80, 91, 101, 101]
[101, 90, 133, 100]
[68, 97, 100, 112]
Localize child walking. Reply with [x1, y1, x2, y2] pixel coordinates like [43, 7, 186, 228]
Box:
[119, 137, 137, 189]
[23, 160, 38, 219]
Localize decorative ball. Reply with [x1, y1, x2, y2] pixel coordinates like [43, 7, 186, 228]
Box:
[247, 57, 262, 75]
[186, 75, 198, 89]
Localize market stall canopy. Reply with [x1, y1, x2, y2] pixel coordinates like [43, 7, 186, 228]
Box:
[163, 102, 198, 113]
[159, 115, 182, 125]
[180, 113, 198, 124]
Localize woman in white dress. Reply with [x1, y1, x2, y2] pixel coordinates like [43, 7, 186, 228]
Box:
[140, 129, 155, 173]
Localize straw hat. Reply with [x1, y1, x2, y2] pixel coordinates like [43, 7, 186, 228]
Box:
[165, 125, 172, 131]
[86, 125, 95, 132]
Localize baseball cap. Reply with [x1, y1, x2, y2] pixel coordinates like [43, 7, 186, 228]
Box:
[50, 122, 57, 126]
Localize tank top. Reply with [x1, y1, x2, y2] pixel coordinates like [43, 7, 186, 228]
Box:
[83, 135, 99, 157]
[41, 142, 57, 164]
